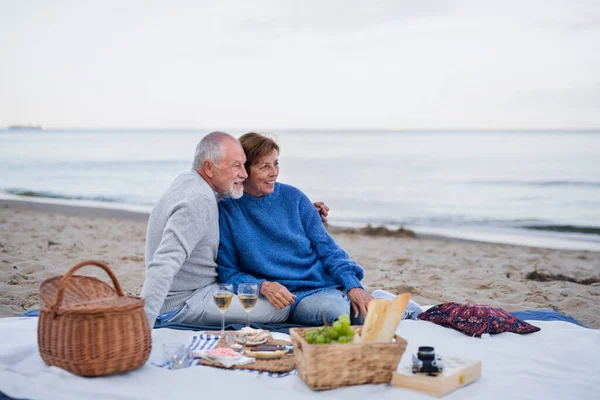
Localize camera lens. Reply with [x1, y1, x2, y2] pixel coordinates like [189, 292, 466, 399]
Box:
[417, 346, 435, 360]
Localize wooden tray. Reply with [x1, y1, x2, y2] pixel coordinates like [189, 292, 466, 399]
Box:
[199, 331, 295, 373]
[391, 357, 482, 397]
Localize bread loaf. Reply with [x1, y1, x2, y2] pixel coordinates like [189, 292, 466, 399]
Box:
[361, 299, 389, 342]
[376, 293, 411, 342]
[361, 293, 411, 343]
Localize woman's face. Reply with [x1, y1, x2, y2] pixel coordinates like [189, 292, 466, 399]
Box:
[244, 150, 279, 197]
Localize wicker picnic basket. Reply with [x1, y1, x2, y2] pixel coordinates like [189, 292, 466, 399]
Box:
[38, 260, 151, 377]
[290, 326, 407, 391]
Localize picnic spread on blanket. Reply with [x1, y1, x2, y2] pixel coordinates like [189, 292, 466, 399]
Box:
[27, 260, 558, 397]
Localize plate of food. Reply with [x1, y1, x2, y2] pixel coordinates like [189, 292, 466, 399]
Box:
[237, 327, 271, 346]
[205, 347, 243, 363]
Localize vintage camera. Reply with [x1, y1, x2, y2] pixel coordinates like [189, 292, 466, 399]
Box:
[412, 346, 444, 374]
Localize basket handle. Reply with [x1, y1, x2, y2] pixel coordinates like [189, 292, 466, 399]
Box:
[52, 260, 125, 315]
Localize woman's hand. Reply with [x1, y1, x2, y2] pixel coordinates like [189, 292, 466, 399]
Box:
[313, 201, 330, 223]
[260, 281, 296, 310]
[347, 287, 373, 319]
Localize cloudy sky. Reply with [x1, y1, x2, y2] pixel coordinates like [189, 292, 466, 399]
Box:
[1, 0, 599, 130]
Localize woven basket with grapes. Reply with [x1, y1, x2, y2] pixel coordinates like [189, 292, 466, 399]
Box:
[290, 312, 407, 391]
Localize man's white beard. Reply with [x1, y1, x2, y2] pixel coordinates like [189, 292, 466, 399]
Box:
[230, 186, 244, 199]
[225, 180, 244, 199]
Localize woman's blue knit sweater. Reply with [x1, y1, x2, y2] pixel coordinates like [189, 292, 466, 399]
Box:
[217, 182, 364, 310]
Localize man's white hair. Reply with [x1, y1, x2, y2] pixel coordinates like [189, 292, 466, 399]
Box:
[192, 131, 237, 169]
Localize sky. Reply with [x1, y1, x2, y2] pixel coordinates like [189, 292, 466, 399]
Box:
[0, 0, 599, 130]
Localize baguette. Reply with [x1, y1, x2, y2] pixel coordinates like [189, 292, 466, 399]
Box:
[377, 293, 411, 343]
[362, 293, 411, 343]
[361, 299, 390, 342]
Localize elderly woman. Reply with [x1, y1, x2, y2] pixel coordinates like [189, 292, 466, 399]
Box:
[217, 132, 372, 326]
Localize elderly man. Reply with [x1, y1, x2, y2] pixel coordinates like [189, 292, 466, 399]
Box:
[141, 131, 290, 328]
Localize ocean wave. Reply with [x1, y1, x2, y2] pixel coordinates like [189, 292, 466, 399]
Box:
[470, 180, 600, 188]
[2, 189, 148, 205]
[522, 225, 600, 235]
[29, 159, 187, 167]
[336, 215, 600, 237]
[337, 215, 544, 229]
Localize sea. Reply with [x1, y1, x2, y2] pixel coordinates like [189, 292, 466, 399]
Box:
[1, 129, 599, 251]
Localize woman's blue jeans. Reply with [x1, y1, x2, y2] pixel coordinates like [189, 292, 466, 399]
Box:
[290, 288, 364, 326]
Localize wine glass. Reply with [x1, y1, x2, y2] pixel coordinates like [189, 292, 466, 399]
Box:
[238, 283, 258, 328]
[212, 283, 234, 337]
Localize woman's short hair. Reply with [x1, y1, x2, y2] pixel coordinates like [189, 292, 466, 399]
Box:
[238, 132, 279, 176]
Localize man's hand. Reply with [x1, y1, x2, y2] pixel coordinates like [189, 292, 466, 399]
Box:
[260, 281, 296, 310]
[313, 201, 330, 224]
[347, 287, 373, 319]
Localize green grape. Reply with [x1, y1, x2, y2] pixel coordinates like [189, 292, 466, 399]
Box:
[307, 313, 358, 344]
[339, 328, 355, 339]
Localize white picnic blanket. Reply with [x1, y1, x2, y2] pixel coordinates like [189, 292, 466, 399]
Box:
[0, 316, 598, 399]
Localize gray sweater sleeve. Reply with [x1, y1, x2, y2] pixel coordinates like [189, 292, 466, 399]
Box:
[141, 196, 210, 327]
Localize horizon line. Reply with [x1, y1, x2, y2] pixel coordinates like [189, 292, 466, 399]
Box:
[2, 126, 600, 132]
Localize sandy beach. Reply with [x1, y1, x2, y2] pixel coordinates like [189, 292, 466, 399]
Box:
[1, 199, 599, 328]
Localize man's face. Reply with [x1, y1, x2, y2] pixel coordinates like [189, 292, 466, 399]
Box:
[212, 139, 248, 199]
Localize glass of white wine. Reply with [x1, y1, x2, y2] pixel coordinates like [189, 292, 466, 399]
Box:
[238, 283, 258, 328]
[212, 283, 234, 337]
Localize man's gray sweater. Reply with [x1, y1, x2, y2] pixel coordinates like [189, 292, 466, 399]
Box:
[141, 170, 219, 327]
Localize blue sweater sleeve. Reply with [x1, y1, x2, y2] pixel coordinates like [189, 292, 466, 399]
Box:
[217, 203, 265, 292]
[297, 192, 364, 291]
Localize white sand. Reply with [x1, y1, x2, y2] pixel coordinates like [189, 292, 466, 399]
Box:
[1, 201, 598, 328]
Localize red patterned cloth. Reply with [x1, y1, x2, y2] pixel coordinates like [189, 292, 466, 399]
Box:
[417, 302, 541, 337]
